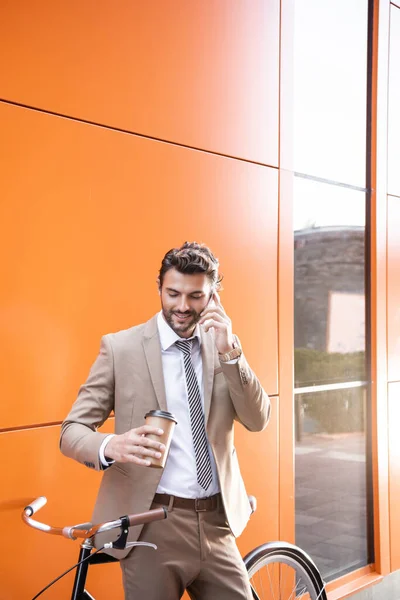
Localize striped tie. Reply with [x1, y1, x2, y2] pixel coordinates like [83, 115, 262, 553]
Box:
[175, 339, 213, 491]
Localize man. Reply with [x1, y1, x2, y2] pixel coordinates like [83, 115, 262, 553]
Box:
[60, 241, 270, 600]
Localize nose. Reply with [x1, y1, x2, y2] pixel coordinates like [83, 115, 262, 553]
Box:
[177, 296, 190, 312]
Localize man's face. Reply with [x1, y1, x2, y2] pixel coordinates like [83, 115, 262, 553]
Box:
[159, 268, 213, 338]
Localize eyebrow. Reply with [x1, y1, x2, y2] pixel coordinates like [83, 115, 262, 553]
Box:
[166, 287, 204, 294]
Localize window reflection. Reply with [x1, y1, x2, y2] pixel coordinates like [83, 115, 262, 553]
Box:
[293, 0, 371, 582]
[294, 176, 369, 580]
[294, 178, 366, 387]
[295, 387, 368, 581]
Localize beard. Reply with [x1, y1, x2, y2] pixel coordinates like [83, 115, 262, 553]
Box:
[161, 305, 201, 337]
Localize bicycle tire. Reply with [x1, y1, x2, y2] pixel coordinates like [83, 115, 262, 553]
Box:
[243, 541, 327, 600]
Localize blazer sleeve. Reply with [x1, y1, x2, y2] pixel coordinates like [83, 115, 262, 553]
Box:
[59, 335, 115, 471]
[220, 339, 270, 432]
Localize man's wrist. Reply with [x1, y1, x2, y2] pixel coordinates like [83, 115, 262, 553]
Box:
[99, 434, 116, 467]
[219, 341, 242, 363]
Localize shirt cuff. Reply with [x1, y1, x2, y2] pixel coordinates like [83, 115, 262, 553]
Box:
[226, 358, 239, 365]
[99, 434, 116, 467]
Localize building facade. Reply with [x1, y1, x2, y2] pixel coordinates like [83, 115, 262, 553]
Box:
[0, 1, 399, 598]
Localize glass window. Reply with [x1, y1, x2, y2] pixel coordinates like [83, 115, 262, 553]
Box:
[294, 178, 366, 387]
[294, 178, 370, 581]
[295, 387, 369, 580]
[294, 0, 368, 187]
[293, 0, 372, 582]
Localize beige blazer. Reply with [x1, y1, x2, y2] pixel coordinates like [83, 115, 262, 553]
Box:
[60, 314, 270, 557]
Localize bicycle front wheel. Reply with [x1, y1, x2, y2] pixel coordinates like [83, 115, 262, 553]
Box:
[244, 541, 327, 600]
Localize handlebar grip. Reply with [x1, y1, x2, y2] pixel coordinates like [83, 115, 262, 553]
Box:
[24, 497, 47, 516]
[127, 507, 167, 527]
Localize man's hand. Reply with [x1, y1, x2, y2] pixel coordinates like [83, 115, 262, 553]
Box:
[105, 425, 165, 466]
[198, 292, 235, 355]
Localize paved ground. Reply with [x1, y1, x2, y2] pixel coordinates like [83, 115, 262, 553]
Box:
[295, 432, 369, 582]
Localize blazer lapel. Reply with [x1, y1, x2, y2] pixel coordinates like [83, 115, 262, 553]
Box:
[142, 316, 167, 411]
[200, 327, 216, 425]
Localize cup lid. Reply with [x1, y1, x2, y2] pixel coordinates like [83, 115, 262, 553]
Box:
[144, 410, 177, 424]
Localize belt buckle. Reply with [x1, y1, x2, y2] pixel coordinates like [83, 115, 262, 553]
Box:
[195, 498, 208, 512]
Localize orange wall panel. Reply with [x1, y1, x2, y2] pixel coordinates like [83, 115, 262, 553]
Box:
[387, 195, 400, 382]
[0, 3, 281, 595]
[0, 424, 124, 600]
[0, 101, 278, 430]
[370, 0, 391, 576]
[0, 0, 279, 165]
[388, 5, 400, 196]
[388, 382, 400, 571]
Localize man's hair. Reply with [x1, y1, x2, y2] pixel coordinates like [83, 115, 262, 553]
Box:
[158, 242, 223, 290]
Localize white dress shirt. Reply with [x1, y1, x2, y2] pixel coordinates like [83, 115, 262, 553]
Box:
[156, 312, 220, 498]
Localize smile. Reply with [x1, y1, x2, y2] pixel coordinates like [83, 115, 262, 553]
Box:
[174, 313, 191, 321]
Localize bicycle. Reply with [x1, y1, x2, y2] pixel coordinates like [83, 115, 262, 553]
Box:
[23, 496, 327, 600]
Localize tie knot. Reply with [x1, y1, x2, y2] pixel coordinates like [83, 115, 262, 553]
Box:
[175, 339, 193, 356]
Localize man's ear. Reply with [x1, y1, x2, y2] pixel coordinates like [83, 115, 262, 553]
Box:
[156, 277, 161, 295]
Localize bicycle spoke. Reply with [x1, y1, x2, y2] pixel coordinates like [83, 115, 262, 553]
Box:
[315, 585, 327, 600]
[259, 565, 266, 600]
[246, 549, 327, 600]
[266, 561, 276, 600]
[280, 563, 286, 600]
[289, 582, 299, 600]
[295, 583, 308, 598]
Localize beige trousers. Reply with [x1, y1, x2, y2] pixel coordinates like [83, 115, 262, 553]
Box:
[120, 500, 253, 600]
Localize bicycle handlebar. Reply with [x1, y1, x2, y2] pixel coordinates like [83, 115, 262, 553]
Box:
[25, 496, 47, 515]
[22, 497, 167, 541]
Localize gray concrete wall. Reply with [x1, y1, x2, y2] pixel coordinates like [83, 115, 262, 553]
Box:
[348, 570, 400, 599]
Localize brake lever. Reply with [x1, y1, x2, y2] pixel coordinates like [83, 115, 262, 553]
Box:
[124, 541, 157, 550]
[103, 541, 157, 550]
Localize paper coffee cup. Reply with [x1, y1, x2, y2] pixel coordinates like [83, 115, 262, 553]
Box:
[144, 410, 177, 468]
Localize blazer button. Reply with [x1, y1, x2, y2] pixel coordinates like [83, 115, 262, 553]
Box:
[84, 461, 95, 469]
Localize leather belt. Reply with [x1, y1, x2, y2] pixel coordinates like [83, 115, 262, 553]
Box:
[153, 493, 221, 512]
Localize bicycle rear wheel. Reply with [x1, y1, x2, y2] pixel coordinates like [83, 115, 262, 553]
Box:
[243, 541, 327, 600]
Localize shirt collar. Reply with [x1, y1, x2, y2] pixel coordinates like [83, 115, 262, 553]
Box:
[157, 311, 201, 351]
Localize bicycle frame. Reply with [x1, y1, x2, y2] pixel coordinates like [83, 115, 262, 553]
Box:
[71, 540, 119, 600]
[22, 497, 166, 600]
[23, 495, 327, 600]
